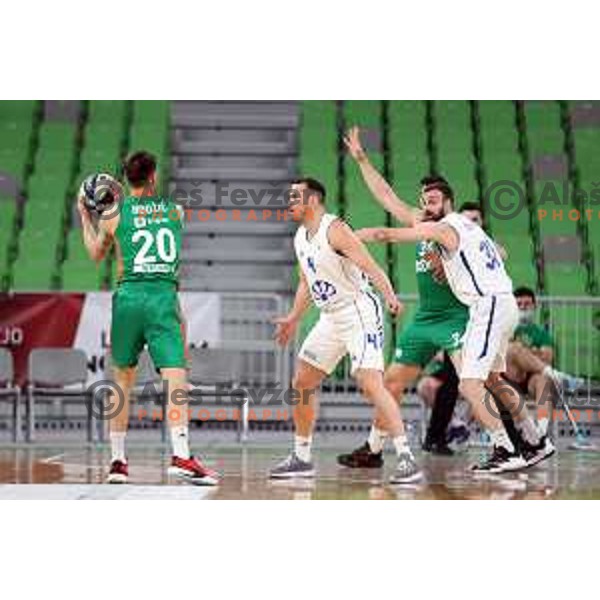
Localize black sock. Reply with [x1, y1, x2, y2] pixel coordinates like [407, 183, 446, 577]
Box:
[425, 353, 459, 446]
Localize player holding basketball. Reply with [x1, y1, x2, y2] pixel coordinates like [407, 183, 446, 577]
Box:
[78, 151, 218, 485]
[344, 127, 554, 473]
[269, 178, 422, 483]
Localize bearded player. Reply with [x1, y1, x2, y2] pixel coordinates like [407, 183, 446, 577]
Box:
[269, 178, 422, 483]
[78, 151, 218, 485]
[337, 172, 469, 466]
[343, 127, 554, 473]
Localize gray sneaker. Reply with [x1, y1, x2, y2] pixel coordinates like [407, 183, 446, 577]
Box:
[269, 453, 315, 479]
[389, 452, 423, 484]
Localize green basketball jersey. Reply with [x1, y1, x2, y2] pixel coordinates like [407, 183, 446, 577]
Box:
[115, 196, 183, 284]
[415, 241, 466, 315]
[513, 322, 553, 349]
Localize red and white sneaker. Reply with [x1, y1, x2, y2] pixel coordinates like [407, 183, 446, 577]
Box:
[107, 459, 129, 484]
[168, 456, 220, 486]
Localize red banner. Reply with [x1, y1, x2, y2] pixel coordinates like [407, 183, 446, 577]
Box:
[0, 293, 85, 385]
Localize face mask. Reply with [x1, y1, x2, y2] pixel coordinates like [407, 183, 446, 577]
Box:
[519, 308, 535, 325]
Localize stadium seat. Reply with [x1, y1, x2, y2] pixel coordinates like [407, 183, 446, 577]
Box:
[387, 101, 427, 296]
[477, 101, 538, 287]
[61, 229, 104, 291]
[299, 101, 339, 213]
[0, 105, 36, 183]
[523, 101, 589, 293]
[0, 348, 20, 442]
[342, 101, 387, 268]
[388, 100, 429, 204]
[26, 348, 90, 442]
[433, 101, 478, 202]
[0, 200, 17, 274]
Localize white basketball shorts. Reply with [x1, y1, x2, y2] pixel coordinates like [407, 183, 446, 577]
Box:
[459, 293, 519, 380]
[299, 291, 385, 375]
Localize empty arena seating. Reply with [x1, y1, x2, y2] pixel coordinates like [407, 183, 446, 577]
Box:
[570, 101, 600, 289]
[388, 100, 428, 296]
[172, 101, 297, 294]
[298, 100, 339, 213]
[0, 101, 38, 287]
[11, 118, 78, 290]
[432, 100, 479, 202]
[525, 101, 588, 296]
[478, 100, 538, 289]
[61, 100, 130, 291]
[3, 100, 597, 299]
[342, 101, 387, 269]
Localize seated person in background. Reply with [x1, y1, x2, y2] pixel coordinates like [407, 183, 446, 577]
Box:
[504, 287, 558, 437]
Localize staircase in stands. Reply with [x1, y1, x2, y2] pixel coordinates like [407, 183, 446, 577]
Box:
[170, 101, 299, 293]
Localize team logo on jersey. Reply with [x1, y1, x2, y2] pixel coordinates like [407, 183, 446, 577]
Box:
[311, 280, 337, 303]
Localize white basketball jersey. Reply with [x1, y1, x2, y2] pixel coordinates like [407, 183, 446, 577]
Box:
[439, 212, 513, 306]
[294, 213, 371, 310]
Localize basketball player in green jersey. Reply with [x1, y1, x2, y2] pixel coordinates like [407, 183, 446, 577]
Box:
[78, 151, 218, 485]
[337, 135, 469, 468]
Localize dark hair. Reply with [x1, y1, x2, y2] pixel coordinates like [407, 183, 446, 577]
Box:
[291, 177, 326, 202]
[420, 174, 454, 203]
[459, 201, 482, 214]
[514, 286, 536, 302]
[123, 151, 157, 187]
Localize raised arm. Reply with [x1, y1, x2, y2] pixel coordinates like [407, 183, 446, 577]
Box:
[78, 196, 116, 262]
[344, 127, 418, 226]
[328, 220, 402, 316]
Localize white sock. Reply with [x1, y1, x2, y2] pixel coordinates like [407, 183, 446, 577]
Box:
[110, 431, 126, 463]
[294, 435, 312, 463]
[516, 417, 541, 445]
[170, 425, 191, 459]
[392, 435, 411, 457]
[489, 428, 515, 453]
[538, 417, 550, 436]
[450, 416, 466, 429]
[367, 425, 387, 453]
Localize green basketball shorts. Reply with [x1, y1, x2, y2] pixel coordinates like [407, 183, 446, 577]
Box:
[110, 281, 187, 369]
[394, 309, 468, 368]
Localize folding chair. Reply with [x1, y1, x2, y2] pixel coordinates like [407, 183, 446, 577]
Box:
[0, 348, 20, 442]
[26, 348, 89, 442]
[188, 347, 247, 441]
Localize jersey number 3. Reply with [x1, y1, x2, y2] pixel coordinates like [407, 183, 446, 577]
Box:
[479, 239, 500, 271]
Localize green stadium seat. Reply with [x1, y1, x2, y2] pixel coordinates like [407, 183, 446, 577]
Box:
[61, 229, 104, 291]
[525, 101, 564, 155]
[433, 101, 478, 202]
[499, 233, 537, 289]
[132, 101, 169, 127]
[341, 102, 387, 267]
[299, 101, 339, 213]
[478, 101, 530, 235]
[0, 201, 17, 278]
[544, 264, 588, 296]
[0, 101, 37, 121]
[89, 100, 127, 125]
[388, 101, 429, 204]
